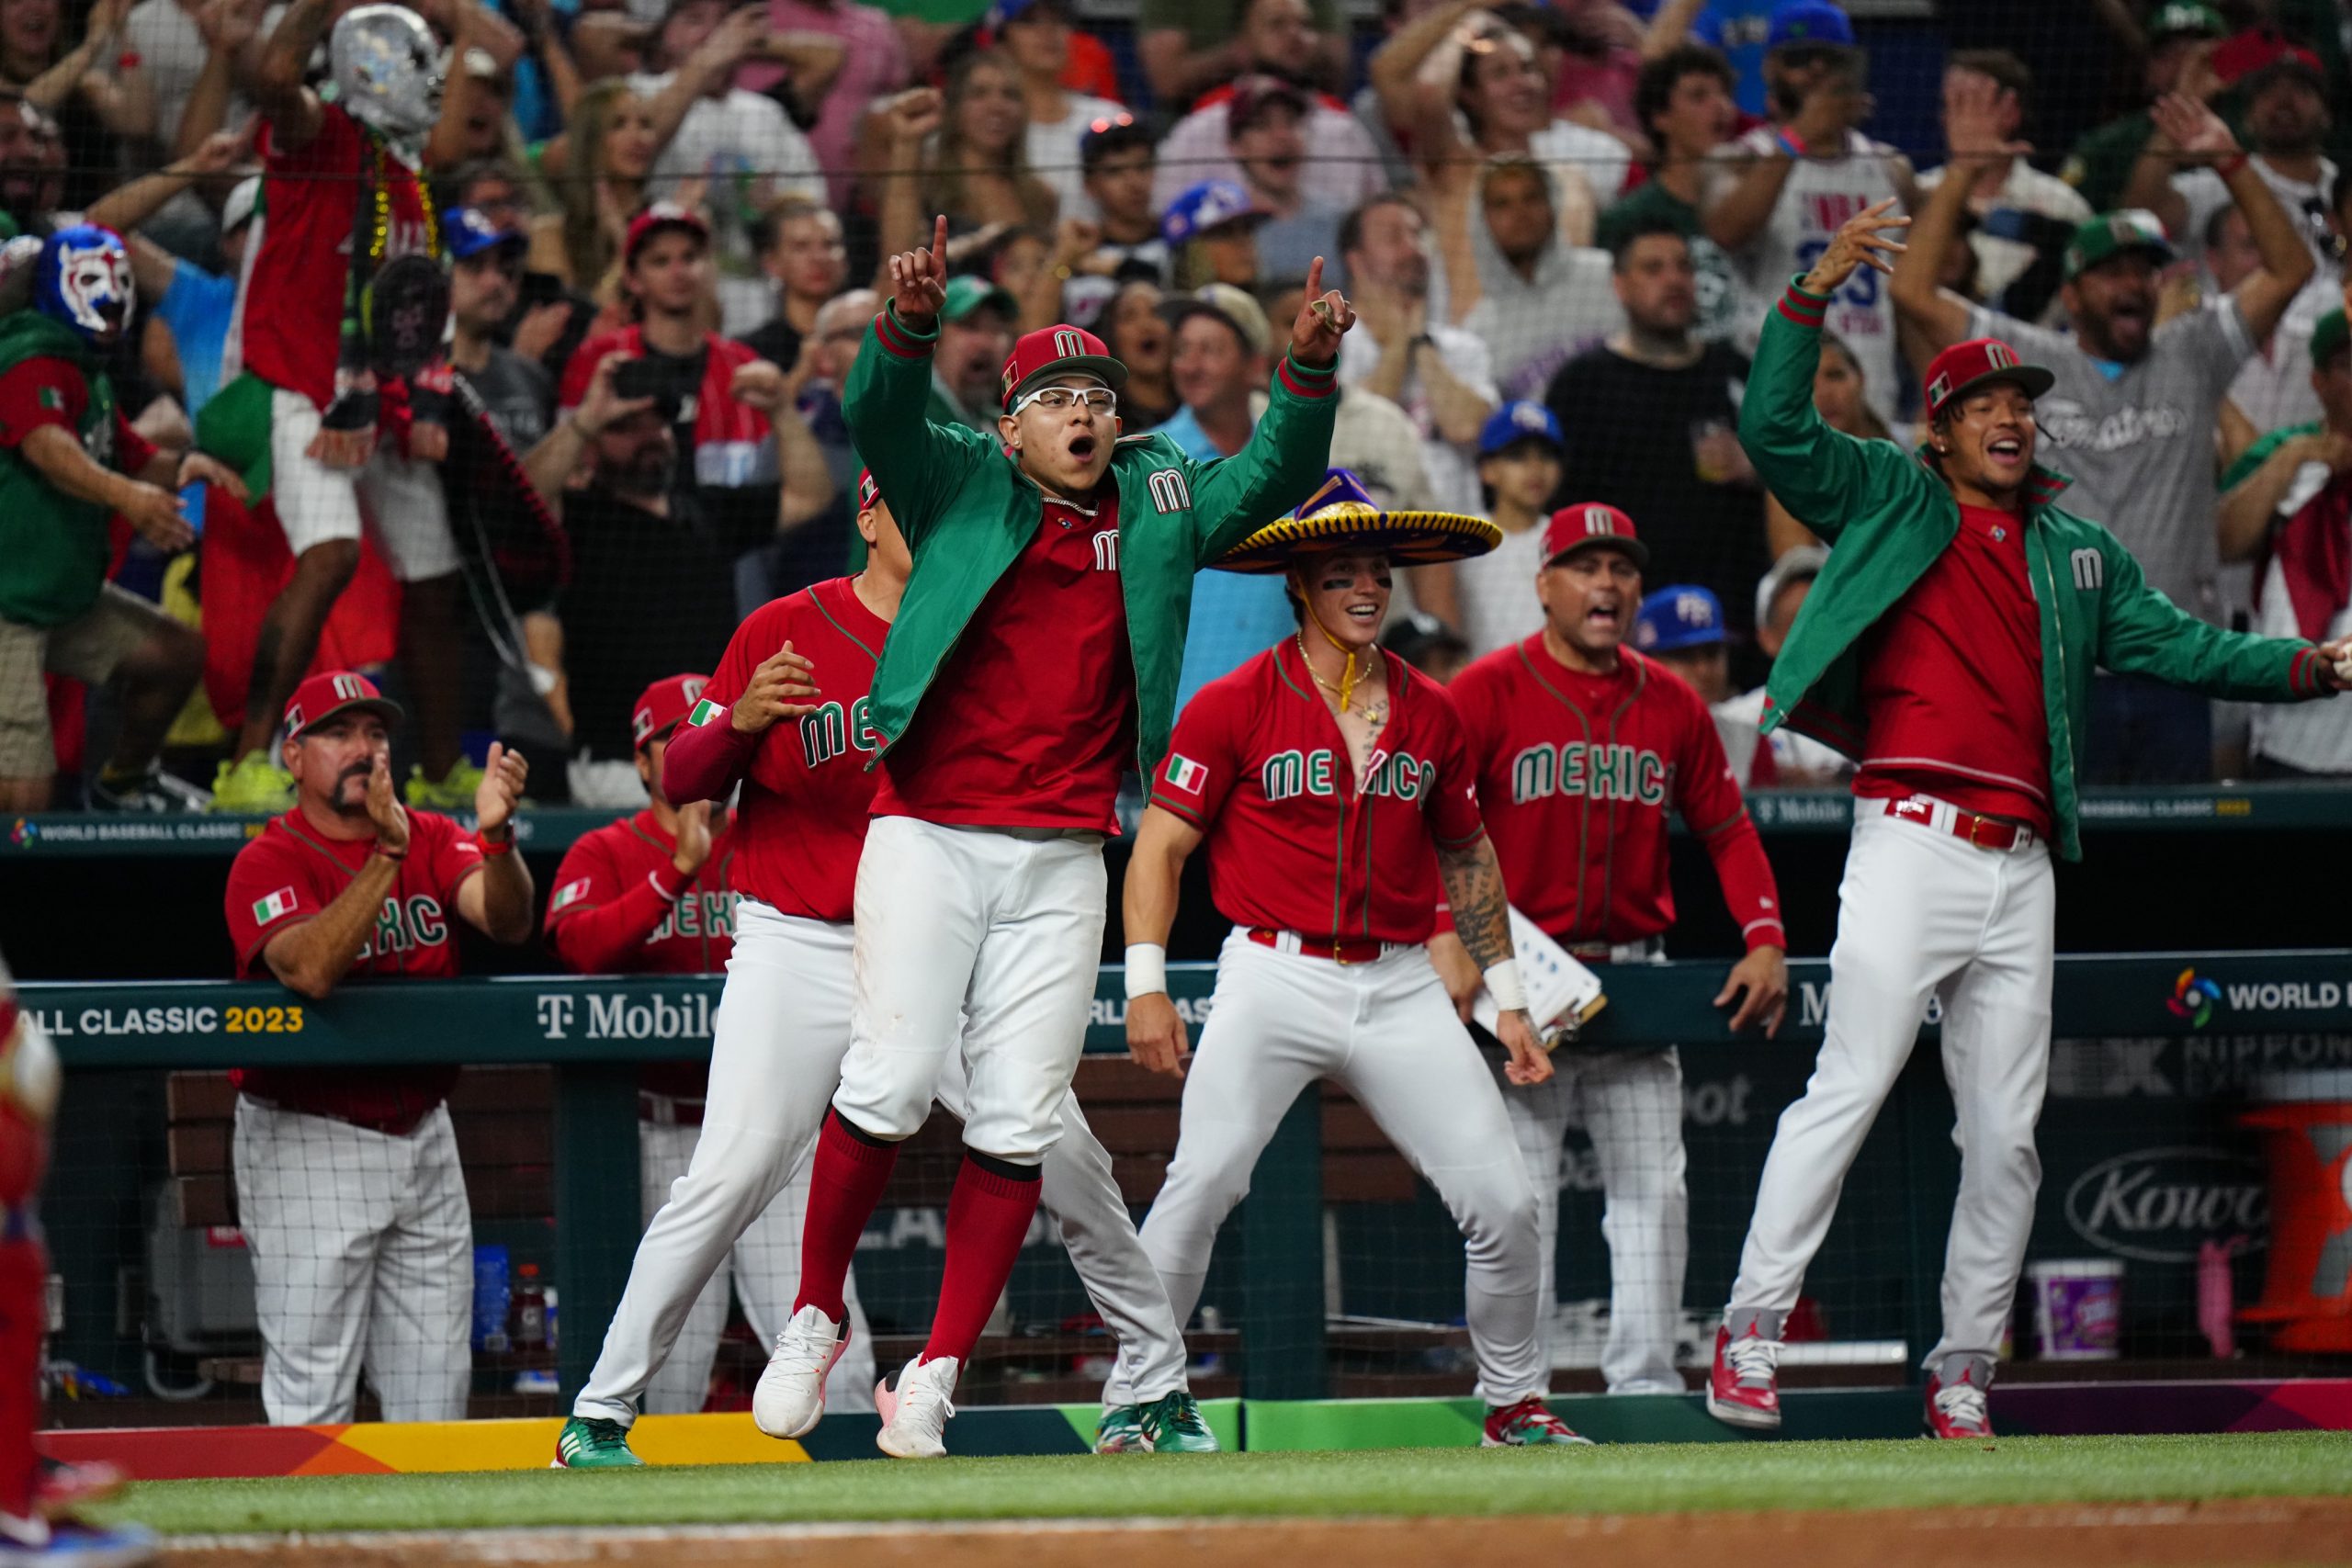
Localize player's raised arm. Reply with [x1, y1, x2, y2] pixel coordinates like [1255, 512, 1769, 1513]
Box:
[1184, 257, 1350, 563]
[1431, 835, 1550, 1086]
[842, 215, 985, 540]
[1121, 806, 1204, 1078]
[456, 743, 535, 944]
[248, 0, 332, 147]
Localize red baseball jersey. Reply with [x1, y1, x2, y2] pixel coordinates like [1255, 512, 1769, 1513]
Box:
[662, 574, 888, 922]
[1449, 637, 1785, 953]
[871, 491, 1133, 833]
[1148, 642, 1485, 944]
[232, 107, 434, 406]
[222, 807, 486, 1130]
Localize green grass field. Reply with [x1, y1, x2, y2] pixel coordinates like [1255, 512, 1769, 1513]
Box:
[102, 1432, 2352, 1536]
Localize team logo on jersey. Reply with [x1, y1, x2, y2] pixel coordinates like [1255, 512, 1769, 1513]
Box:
[1147, 468, 1192, 514]
[551, 878, 591, 913]
[1092, 529, 1120, 572]
[688, 698, 724, 728]
[800, 696, 879, 768]
[2070, 547, 2104, 592]
[1164, 754, 1208, 794]
[251, 886, 299, 923]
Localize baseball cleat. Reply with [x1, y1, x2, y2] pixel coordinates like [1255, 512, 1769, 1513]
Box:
[1138, 1390, 1219, 1452]
[551, 1416, 644, 1469]
[208, 752, 294, 813]
[403, 759, 490, 810]
[1706, 1312, 1785, 1431]
[1924, 1354, 1996, 1439]
[34, 1459, 127, 1517]
[1481, 1396, 1592, 1447]
[0, 1517, 158, 1566]
[753, 1303, 850, 1438]
[1094, 1404, 1150, 1453]
[875, 1355, 959, 1459]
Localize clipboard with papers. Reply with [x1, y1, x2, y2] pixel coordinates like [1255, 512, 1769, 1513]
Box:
[1470, 907, 1607, 1050]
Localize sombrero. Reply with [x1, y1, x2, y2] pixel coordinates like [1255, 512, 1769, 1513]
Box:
[1213, 469, 1502, 574]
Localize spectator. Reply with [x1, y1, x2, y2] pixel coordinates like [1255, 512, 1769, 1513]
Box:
[985, 224, 1069, 334]
[77, 145, 253, 426]
[1098, 278, 1177, 430]
[445, 209, 558, 462]
[1762, 328, 1885, 552]
[2205, 201, 2328, 445]
[222, 672, 534, 1424]
[632, 0, 826, 333]
[126, 0, 244, 152]
[443, 156, 537, 248]
[1150, 0, 1385, 217]
[1544, 217, 1766, 649]
[1137, 0, 1351, 107]
[528, 80, 663, 295]
[1381, 608, 1472, 682]
[2125, 41, 2338, 276]
[1894, 93, 2316, 782]
[1435, 154, 1621, 402]
[1000, 0, 1125, 223]
[1455, 400, 1566, 656]
[1914, 51, 2090, 321]
[1339, 193, 1499, 513]
[6, 0, 148, 212]
[0, 225, 227, 811]
[1600, 45, 1742, 344]
[795, 286, 878, 495]
[906, 273, 1018, 434]
[1222, 74, 1347, 287]
[1715, 543, 1850, 784]
[1705, 0, 1913, 425]
[1631, 581, 1756, 774]
[0, 88, 43, 236]
[1156, 282, 1290, 708]
[2061, 2, 2224, 217]
[1369, 2, 1633, 249]
[738, 197, 848, 372]
[742, 0, 909, 208]
[1665, 0, 1775, 118]
[2220, 300, 2352, 776]
[1163, 178, 1267, 291]
[930, 54, 1057, 231]
[1066, 115, 1169, 282]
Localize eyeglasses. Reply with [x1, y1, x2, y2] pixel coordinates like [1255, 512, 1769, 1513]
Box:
[1013, 385, 1117, 414]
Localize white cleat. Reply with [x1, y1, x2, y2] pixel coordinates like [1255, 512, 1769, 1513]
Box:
[875, 1355, 959, 1459]
[752, 1303, 848, 1438]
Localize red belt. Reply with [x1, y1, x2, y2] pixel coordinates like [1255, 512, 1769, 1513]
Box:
[1248, 928, 1388, 964]
[1882, 795, 2036, 852]
[639, 1092, 706, 1127]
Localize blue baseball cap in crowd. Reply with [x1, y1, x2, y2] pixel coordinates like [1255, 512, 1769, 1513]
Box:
[444, 206, 526, 261]
[1766, 0, 1854, 51]
[1478, 400, 1564, 457]
[1162, 180, 1267, 246]
[1634, 584, 1728, 653]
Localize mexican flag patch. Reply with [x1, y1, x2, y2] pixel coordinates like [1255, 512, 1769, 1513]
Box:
[251, 887, 298, 923]
[551, 878, 591, 912]
[1164, 754, 1208, 794]
[688, 698, 724, 727]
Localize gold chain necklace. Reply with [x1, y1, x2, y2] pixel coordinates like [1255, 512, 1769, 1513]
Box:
[1296, 631, 1388, 723]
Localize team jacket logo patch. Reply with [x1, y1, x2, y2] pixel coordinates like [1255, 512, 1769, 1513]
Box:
[1147, 469, 1192, 513]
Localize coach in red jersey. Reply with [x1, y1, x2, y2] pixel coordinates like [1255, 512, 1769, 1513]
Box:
[222, 670, 534, 1426]
[1439, 502, 1787, 1396]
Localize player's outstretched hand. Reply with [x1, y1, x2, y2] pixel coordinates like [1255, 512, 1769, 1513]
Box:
[1716, 944, 1790, 1036]
[1496, 1010, 1551, 1086]
[2316, 635, 2352, 692]
[475, 741, 528, 836]
[888, 214, 951, 333]
[1127, 992, 1191, 1078]
[365, 754, 412, 858]
[1289, 256, 1355, 367]
[731, 642, 820, 733]
[1798, 198, 1908, 297]
[1426, 931, 1482, 1023]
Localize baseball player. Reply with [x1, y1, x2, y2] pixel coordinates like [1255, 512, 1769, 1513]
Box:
[1713, 203, 2352, 1439]
[752, 217, 1346, 1461]
[556, 479, 1213, 1468]
[543, 673, 877, 1430]
[222, 672, 535, 1425]
[1125, 470, 1586, 1448]
[1441, 510, 1788, 1398]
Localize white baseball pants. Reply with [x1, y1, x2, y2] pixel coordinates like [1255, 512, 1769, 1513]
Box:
[232, 1099, 471, 1425]
[1498, 1044, 1688, 1393]
[1725, 802, 2056, 1367]
[834, 818, 1108, 1163]
[1140, 930, 1547, 1406]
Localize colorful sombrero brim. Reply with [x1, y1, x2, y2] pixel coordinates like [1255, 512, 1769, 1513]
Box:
[1212, 502, 1504, 574]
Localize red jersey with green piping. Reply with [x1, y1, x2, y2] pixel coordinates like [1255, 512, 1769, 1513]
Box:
[1450, 637, 1785, 952]
[1148, 641, 1485, 943]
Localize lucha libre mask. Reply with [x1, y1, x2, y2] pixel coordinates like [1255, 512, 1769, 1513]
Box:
[330, 4, 446, 142]
[32, 225, 133, 345]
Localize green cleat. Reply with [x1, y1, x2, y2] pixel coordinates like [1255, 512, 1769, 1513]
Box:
[209, 751, 294, 813]
[404, 759, 488, 810]
[552, 1416, 644, 1469]
[1138, 1390, 1218, 1453]
[1094, 1404, 1149, 1454]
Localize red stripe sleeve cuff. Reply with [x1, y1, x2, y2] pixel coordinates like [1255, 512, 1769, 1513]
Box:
[2290, 646, 2320, 695]
[872, 304, 936, 360]
[1277, 354, 1339, 399]
[1149, 791, 1207, 825]
[1741, 919, 1788, 952]
[1777, 276, 1830, 328]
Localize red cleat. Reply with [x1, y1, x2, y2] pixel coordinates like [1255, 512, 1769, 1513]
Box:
[1705, 1313, 1783, 1431]
[36, 1457, 128, 1518]
[1924, 1355, 1995, 1439]
[1481, 1395, 1592, 1447]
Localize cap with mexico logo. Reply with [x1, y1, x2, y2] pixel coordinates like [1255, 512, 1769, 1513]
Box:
[1634, 584, 1727, 652]
[632, 673, 710, 750]
[858, 467, 880, 511]
[1543, 502, 1649, 569]
[284, 670, 402, 741]
[1921, 336, 2055, 423]
[999, 324, 1129, 411]
[2064, 209, 2175, 280]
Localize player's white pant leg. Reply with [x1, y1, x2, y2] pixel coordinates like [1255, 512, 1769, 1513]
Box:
[1929, 844, 2056, 1367]
[1727, 810, 1996, 1316]
[1340, 951, 1544, 1406]
[573, 907, 855, 1427]
[233, 1098, 385, 1425]
[1577, 1047, 1688, 1394]
[639, 1121, 730, 1416]
[361, 1104, 472, 1422]
[1137, 931, 1335, 1325]
[731, 1150, 878, 1413]
[267, 389, 365, 558]
[1494, 1063, 1576, 1380]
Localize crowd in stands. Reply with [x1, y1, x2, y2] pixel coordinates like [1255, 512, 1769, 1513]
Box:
[5, 0, 2352, 818]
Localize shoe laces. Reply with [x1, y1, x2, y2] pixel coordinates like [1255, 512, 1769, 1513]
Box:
[573, 1417, 628, 1452]
[773, 1309, 842, 1376]
[1725, 1335, 1784, 1386]
[899, 1361, 957, 1425]
[1497, 1396, 1571, 1437]
[1143, 1391, 1207, 1438]
[1933, 1376, 1989, 1430]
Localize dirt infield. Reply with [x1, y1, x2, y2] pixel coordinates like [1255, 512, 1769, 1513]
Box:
[163, 1495, 2352, 1567]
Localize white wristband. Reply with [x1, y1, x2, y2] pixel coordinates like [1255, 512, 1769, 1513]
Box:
[1125, 942, 1169, 998]
[1484, 959, 1528, 1015]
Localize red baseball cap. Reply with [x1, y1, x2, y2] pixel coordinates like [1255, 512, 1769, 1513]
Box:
[1543, 502, 1649, 569]
[625, 201, 709, 266]
[284, 671, 401, 741]
[1922, 337, 2053, 423]
[998, 324, 1128, 411]
[632, 672, 711, 750]
[857, 468, 879, 511]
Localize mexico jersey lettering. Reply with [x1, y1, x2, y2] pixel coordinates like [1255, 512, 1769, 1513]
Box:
[545, 810, 741, 975]
[1150, 643, 1486, 944]
[698, 575, 891, 921]
[1451, 638, 1784, 951]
